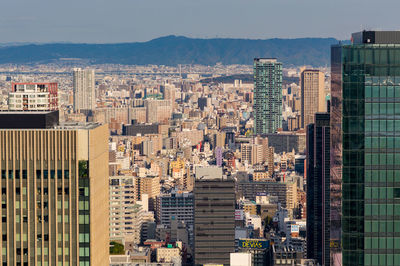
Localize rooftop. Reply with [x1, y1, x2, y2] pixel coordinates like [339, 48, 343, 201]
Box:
[352, 30, 400, 44]
[56, 122, 102, 130]
[254, 58, 278, 63]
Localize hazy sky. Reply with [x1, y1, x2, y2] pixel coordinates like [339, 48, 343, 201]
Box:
[1, 0, 399, 43]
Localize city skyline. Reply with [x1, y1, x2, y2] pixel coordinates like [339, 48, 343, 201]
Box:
[2, 27, 400, 265]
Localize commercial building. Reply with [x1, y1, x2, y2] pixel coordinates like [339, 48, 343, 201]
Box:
[0, 111, 59, 129]
[272, 244, 308, 266]
[0, 111, 109, 265]
[237, 181, 297, 210]
[122, 123, 161, 136]
[254, 58, 282, 134]
[260, 132, 306, 154]
[331, 30, 400, 266]
[8, 82, 58, 111]
[156, 191, 194, 226]
[194, 167, 235, 266]
[300, 69, 326, 128]
[73, 68, 96, 112]
[156, 247, 181, 263]
[306, 113, 330, 265]
[237, 239, 271, 266]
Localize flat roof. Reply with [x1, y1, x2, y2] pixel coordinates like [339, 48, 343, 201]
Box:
[56, 122, 102, 130]
[0, 111, 54, 114]
[254, 58, 278, 63]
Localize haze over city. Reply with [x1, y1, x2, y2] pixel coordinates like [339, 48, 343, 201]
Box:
[1, 0, 400, 42]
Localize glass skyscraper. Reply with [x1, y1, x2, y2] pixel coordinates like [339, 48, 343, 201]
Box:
[306, 113, 330, 266]
[331, 31, 400, 266]
[254, 58, 282, 134]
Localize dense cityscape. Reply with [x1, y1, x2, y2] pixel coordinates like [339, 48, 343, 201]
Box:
[0, 30, 400, 266]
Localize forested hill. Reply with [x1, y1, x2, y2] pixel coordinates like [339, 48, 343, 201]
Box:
[0, 35, 343, 66]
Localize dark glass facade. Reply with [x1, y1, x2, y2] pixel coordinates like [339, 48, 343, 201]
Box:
[306, 113, 331, 266]
[332, 42, 400, 266]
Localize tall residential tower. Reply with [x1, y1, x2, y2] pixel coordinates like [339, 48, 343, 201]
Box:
[73, 68, 96, 112]
[254, 58, 282, 134]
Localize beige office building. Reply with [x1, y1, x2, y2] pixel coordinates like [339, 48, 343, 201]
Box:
[300, 69, 326, 128]
[0, 118, 109, 265]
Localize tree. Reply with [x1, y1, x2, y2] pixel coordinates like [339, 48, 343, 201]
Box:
[110, 241, 125, 255]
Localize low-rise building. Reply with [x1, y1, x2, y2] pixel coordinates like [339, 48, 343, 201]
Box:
[156, 247, 181, 263]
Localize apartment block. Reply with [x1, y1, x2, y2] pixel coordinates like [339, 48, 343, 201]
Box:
[73, 68, 96, 112]
[8, 83, 58, 111]
[109, 176, 142, 244]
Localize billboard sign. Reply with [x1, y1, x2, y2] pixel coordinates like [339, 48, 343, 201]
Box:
[238, 239, 269, 249]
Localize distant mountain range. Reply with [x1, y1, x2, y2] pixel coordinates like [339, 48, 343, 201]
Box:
[0, 36, 344, 66]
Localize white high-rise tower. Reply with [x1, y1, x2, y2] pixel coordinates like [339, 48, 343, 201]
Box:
[73, 68, 95, 112]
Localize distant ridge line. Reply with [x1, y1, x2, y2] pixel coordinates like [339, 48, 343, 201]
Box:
[0, 35, 347, 66]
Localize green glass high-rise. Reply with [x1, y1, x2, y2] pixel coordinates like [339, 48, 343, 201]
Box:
[331, 31, 400, 266]
[254, 58, 282, 134]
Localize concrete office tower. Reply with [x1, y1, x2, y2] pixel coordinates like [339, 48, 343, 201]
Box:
[0, 111, 109, 265]
[194, 167, 235, 266]
[331, 30, 400, 266]
[73, 68, 95, 112]
[306, 113, 330, 266]
[301, 69, 326, 128]
[8, 83, 58, 111]
[156, 191, 194, 226]
[254, 58, 283, 134]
